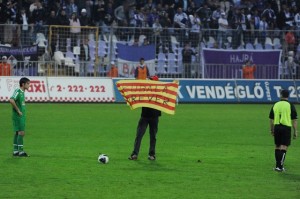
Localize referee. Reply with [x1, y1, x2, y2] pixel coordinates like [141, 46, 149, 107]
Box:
[269, 89, 298, 172]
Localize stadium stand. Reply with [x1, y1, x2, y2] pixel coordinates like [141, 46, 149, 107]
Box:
[0, 0, 299, 79]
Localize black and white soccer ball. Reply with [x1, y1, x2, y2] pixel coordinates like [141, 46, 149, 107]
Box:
[98, 154, 109, 164]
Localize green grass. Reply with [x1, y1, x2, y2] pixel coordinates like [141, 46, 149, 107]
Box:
[0, 103, 300, 199]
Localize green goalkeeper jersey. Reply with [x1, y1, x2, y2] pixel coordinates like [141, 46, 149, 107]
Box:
[10, 88, 26, 119]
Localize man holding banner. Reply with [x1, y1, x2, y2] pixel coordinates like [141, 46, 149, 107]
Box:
[128, 76, 161, 161]
[116, 74, 179, 160]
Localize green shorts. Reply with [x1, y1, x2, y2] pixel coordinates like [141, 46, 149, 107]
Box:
[12, 116, 25, 132]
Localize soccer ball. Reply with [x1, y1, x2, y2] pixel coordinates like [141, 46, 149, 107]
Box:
[98, 154, 109, 164]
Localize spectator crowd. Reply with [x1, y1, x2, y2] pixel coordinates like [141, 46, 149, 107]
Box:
[0, 0, 300, 78]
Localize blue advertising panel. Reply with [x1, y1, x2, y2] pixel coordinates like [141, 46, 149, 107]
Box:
[113, 79, 300, 103]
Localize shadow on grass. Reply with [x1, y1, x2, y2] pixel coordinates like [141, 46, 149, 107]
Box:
[123, 160, 182, 172]
[280, 173, 300, 182]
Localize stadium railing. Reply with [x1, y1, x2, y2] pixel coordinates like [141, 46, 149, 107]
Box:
[0, 24, 299, 79]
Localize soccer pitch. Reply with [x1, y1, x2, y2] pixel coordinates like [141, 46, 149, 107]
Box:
[0, 103, 299, 199]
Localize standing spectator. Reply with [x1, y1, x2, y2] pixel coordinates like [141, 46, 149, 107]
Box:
[134, 57, 150, 79]
[66, 0, 78, 18]
[93, 0, 106, 27]
[220, 0, 231, 15]
[258, 16, 268, 47]
[261, 3, 276, 30]
[294, 8, 300, 39]
[189, 12, 201, 48]
[29, 0, 40, 14]
[69, 12, 81, 49]
[46, 10, 59, 54]
[57, 8, 70, 52]
[128, 75, 161, 161]
[16, 8, 31, 46]
[107, 61, 119, 77]
[285, 26, 296, 52]
[159, 10, 173, 53]
[282, 51, 297, 79]
[79, 8, 91, 26]
[0, 2, 8, 43]
[182, 42, 196, 78]
[231, 8, 246, 49]
[217, 11, 228, 49]
[79, 8, 91, 39]
[152, 17, 163, 53]
[277, 4, 294, 30]
[47, 10, 59, 26]
[79, 38, 90, 76]
[84, 0, 94, 18]
[173, 7, 188, 45]
[31, 2, 45, 44]
[49, 0, 62, 16]
[269, 89, 298, 172]
[0, 56, 11, 76]
[211, 6, 222, 40]
[252, 9, 260, 44]
[9, 77, 31, 157]
[242, 59, 256, 79]
[147, 7, 159, 29]
[4, 0, 18, 44]
[186, 1, 197, 16]
[144, 0, 156, 11]
[196, 3, 212, 42]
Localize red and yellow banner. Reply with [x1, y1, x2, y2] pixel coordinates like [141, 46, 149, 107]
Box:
[116, 80, 179, 115]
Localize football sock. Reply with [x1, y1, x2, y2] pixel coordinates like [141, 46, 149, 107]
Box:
[13, 133, 18, 153]
[275, 149, 281, 168]
[280, 150, 287, 169]
[17, 135, 24, 152]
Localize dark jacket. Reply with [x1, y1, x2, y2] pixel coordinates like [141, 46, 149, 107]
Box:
[141, 107, 161, 118]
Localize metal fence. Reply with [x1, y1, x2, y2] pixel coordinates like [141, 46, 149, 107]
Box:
[0, 24, 299, 79]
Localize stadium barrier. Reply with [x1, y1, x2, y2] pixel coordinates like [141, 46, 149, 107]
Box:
[1, 24, 299, 79]
[0, 76, 115, 102]
[1, 76, 300, 103]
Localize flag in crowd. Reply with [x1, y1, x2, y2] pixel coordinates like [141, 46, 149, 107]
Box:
[116, 44, 156, 77]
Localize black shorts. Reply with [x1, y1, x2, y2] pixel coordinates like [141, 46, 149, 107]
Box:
[274, 125, 291, 146]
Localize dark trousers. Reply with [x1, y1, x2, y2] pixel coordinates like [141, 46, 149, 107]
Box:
[183, 62, 192, 78]
[132, 117, 159, 156]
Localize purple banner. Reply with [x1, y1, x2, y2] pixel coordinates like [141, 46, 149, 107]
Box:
[202, 48, 282, 65]
[0, 45, 38, 76]
[202, 48, 282, 79]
